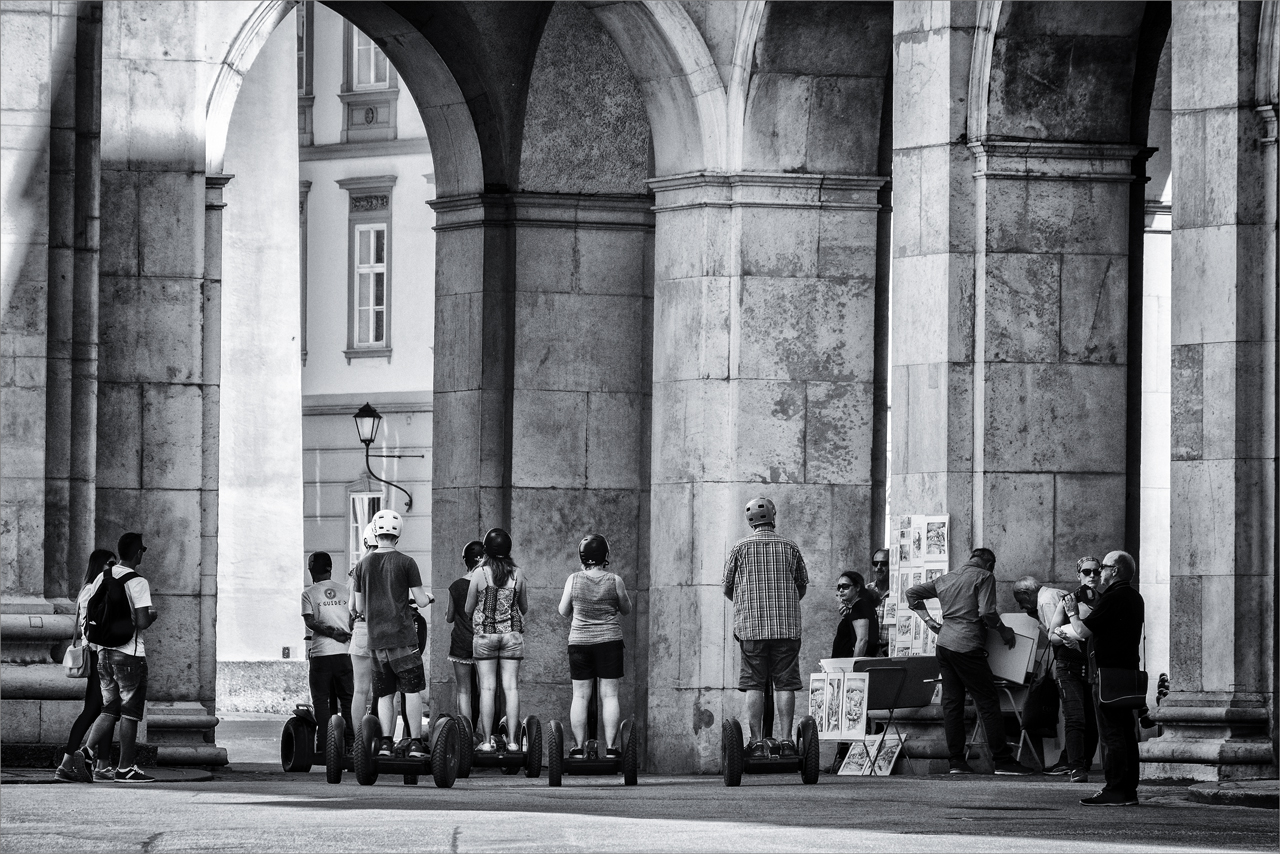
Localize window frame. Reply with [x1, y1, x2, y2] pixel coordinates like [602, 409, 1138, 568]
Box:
[351, 27, 390, 91]
[336, 175, 397, 363]
[348, 490, 383, 575]
[339, 20, 398, 143]
[352, 223, 388, 349]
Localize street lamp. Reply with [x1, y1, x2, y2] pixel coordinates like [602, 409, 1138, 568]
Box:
[353, 402, 423, 511]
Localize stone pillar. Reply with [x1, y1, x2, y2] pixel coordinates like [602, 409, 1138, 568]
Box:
[1142, 2, 1276, 780]
[506, 192, 653, 740]
[647, 172, 884, 773]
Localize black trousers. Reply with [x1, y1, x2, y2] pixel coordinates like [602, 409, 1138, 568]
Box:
[65, 648, 102, 757]
[1093, 682, 1140, 797]
[309, 654, 354, 751]
[937, 645, 1013, 764]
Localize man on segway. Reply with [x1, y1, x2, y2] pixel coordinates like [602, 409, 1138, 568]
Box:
[352, 509, 435, 759]
[722, 497, 808, 759]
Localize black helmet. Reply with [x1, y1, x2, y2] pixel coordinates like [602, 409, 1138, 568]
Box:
[579, 533, 609, 566]
[462, 540, 486, 569]
[483, 527, 512, 560]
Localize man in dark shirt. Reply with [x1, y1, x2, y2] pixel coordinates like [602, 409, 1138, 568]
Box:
[1062, 549, 1145, 806]
[906, 547, 1034, 775]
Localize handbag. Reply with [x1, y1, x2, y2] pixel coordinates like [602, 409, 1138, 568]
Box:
[1097, 667, 1147, 708]
[63, 642, 90, 679]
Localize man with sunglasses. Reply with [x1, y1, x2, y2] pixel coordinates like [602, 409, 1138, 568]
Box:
[1060, 551, 1145, 807]
[1048, 557, 1103, 782]
[869, 549, 891, 656]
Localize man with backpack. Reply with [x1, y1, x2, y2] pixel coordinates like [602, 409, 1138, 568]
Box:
[74, 532, 159, 783]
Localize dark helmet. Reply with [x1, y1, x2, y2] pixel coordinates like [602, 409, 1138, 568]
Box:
[483, 527, 512, 560]
[745, 496, 776, 528]
[462, 540, 486, 569]
[579, 533, 610, 566]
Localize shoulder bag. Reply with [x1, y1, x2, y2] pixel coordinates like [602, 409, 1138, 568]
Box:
[1097, 624, 1147, 709]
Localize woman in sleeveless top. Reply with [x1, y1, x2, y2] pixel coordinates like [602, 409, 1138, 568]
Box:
[557, 533, 632, 756]
[347, 524, 377, 720]
[445, 540, 485, 728]
[464, 528, 528, 752]
[54, 549, 118, 782]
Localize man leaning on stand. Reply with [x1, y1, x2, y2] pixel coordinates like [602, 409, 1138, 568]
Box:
[906, 547, 1035, 776]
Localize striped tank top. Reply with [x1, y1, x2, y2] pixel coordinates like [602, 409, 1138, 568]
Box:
[568, 570, 623, 645]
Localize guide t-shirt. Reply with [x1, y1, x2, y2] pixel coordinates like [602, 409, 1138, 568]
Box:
[301, 579, 351, 657]
[353, 549, 423, 651]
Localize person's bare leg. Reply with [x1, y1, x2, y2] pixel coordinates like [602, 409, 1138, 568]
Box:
[499, 658, 521, 747]
[452, 661, 473, 719]
[600, 678, 622, 749]
[774, 690, 796, 743]
[476, 659, 498, 743]
[117, 718, 139, 769]
[570, 679, 593, 748]
[744, 690, 766, 743]
[377, 693, 396, 737]
[404, 691, 423, 739]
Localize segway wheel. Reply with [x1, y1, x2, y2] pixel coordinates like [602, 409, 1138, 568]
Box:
[621, 717, 638, 786]
[354, 714, 380, 786]
[524, 716, 542, 779]
[721, 718, 744, 787]
[325, 714, 345, 784]
[547, 720, 564, 787]
[404, 773, 419, 785]
[454, 715, 474, 779]
[281, 716, 314, 773]
[798, 716, 819, 785]
[432, 716, 459, 789]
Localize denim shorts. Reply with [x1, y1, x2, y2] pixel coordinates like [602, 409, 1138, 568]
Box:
[370, 645, 426, 699]
[473, 631, 524, 661]
[98, 649, 148, 722]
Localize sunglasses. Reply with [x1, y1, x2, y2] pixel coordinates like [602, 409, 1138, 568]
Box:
[836, 583, 852, 591]
[1079, 567, 1100, 576]
[872, 561, 888, 567]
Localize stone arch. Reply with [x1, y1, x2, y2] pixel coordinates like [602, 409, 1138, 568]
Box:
[740, 0, 894, 174]
[585, 0, 727, 175]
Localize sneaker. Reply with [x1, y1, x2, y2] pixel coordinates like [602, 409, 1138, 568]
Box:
[407, 738, 427, 759]
[948, 761, 976, 775]
[569, 747, 585, 758]
[777, 740, 798, 758]
[57, 751, 93, 783]
[475, 737, 497, 754]
[747, 741, 769, 760]
[993, 759, 1036, 776]
[506, 741, 521, 753]
[1045, 760, 1070, 775]
[1069, 769, 1089, 784]
[1081, 790, 1138, 806]
[605, 747, 621, 758]
[377, 737, 394, 757]
[114, 766, 155, 783]
[93, 767, 117, 782]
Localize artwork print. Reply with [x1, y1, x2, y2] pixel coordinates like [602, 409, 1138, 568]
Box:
[809, 674, 827, 732]
[926, 521, 948, 556]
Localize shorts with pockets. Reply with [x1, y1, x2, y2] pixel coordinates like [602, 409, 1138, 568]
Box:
[98, 649, 149, 721]
[568, 640, 625, 680]
[473, 631, 524, 661]
[347, 620, 369, 657]
[370, 645, 426, 699]
[737, 637, 802, 692]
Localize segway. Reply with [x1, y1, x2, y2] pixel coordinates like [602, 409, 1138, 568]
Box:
[281, 704, 318, 772]
[349, 699, 460, 788]
[721, 678, 820, 786]
[547, 679, 638, 786]
[459, 714, 543, 778]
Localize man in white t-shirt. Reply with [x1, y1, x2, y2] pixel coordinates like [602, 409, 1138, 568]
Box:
[303, 552, 353, 753]
[78, 532, 159, 783]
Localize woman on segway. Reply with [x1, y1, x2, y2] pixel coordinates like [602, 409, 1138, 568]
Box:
[446, 540, 485, 732]
[347, 523, 378, 723]
[557, 533, 632, 757]
[465, 528, 528, 753]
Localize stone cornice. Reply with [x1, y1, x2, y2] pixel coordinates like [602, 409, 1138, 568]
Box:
[430, 192, 654, 232]
[968, 139, 1144, 182]
[648, 171, 889, 213]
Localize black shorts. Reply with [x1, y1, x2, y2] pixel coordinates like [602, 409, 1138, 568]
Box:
[568, 640, 625, 681]
[738, 638, 802, 692]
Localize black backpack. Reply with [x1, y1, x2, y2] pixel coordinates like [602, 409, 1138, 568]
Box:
[84, 569, 140, 647]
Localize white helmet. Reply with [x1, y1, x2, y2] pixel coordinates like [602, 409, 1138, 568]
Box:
[372, 509, 402, 538]
[361, 522, 378, 550]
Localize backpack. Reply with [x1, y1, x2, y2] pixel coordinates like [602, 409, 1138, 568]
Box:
[84, 569, 140, 647]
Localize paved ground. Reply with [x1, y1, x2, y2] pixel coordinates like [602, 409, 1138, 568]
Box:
[3, 764, 1277, 853]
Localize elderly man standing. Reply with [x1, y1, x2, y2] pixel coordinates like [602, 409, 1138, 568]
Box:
[1062, 550, 1145, 806]
[723, 497, 808, 759]
[907, 547, 1035, 776]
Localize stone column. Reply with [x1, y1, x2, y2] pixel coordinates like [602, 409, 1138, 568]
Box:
[967, 140, 1137, 594]
[1142, 2, 1276, 780]
[506, 192, 653, 738]
[647, 172, 884, 773]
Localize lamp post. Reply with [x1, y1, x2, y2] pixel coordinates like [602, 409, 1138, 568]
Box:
[353, 402, 422, 511]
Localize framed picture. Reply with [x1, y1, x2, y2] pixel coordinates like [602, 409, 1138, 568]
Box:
[837, 740, 871, 775]
[808, 673, 827, 732]
[862, 733, 905, 776]
[839, 672, 869, 740]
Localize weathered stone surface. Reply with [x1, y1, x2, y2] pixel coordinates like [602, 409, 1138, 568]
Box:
[99, 168, 140, 277]
[984, 178, 1129, 256]
[804, 75, 885, 175]
[585, 391, 645, 490]
[729, 379, 807, 484]
[0, 699, 41, 742]
[575, 228, 649, 297]
[890, 254, 951, 366]
[142, 383, 203, 491]
[1059, 253, 1127, 364]
[984, 252, 1061, 363]
[817, 206, 878, 279]
[652, 205, 730, 282]
[98, 277, 202, 385]
[1052, 473, 1126, 578]
[1170, 225, 1242, 344]
[1170, 459, 1237, 577]
[805, 381, 874, 485]
[94, 487, 203, 596]
[433, 293, 484, 391]
[982, 473, 1054, 580]
[508, 487, 642, 588]
[512, 390, 587, 489]
[95, 382, 143, 489]
[651, 379, 733, 483]
[984, 363, 1127, 472]
[137, 171, 203, 278]
[738, 276, 874, 382]
[514, 293, 644, 393]
[738, 204, 819, 278]
[652, 277, 730, 383]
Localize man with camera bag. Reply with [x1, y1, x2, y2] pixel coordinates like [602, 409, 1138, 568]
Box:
[1062, 550, 1145, 806]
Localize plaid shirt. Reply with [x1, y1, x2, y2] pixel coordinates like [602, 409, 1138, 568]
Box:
[722, 528, 808, 641]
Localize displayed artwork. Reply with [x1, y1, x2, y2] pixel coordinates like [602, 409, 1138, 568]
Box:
[863, 733, 905, 776]
[810, 672, 870, 741]
[926, 521, 948, 555]
[887, 514, 950, 658]
[837, 740, 871, 776]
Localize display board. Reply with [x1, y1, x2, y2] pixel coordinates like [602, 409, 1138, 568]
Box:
[887, 514, 949, 657]
[809, 671, 870, 741]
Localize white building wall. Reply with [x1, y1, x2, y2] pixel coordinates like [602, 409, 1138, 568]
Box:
[217, 15, 304, 664]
